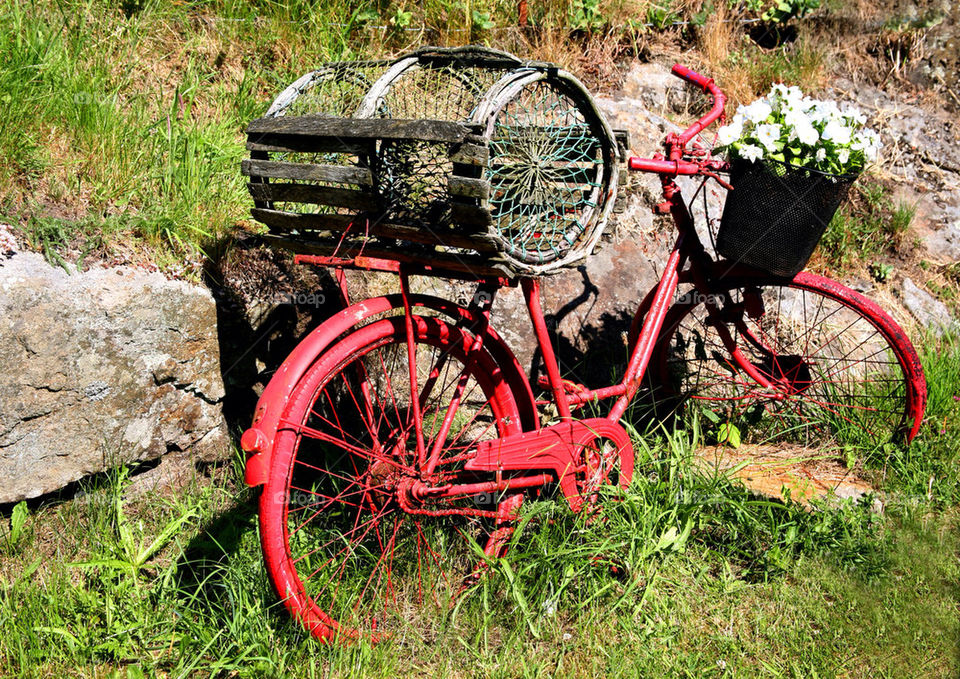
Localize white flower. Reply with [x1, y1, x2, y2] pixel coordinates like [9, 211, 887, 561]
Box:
[717, 119, 744, 146]
[772, 84, 803, 104]
[842, 106, 867, 125]
[740, 100, 772, 124]
[785, 111, 819, 146]
[862, 131, 882, 162]
[720, 88, 879, 174]
[739, 144, 764, 162]
[809, 100, 841, 123]
[795, 121, 819, 146]
[821, 120, 852, 145]
[852, 130, 881, 162]
[755, 123, 782, 151]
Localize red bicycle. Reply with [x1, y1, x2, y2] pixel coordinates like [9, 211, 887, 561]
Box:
[240, 65, 927, 641]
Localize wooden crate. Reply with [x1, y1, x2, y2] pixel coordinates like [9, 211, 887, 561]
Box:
[244, 46, 626, 277]
[243, 115, 517, 277]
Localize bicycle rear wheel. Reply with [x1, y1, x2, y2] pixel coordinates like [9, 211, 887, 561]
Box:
[259, 315, 524, 641]
[649, 272, 926, 449]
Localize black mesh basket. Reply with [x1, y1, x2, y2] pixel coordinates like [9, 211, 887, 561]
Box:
[717, 157, 857, 277]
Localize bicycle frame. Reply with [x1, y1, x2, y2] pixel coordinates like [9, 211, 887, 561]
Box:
[250, 62, 930, 644]
[242, 64, 739, 493]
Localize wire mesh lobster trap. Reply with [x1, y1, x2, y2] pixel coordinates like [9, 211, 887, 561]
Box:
[243, 46, 624, 277]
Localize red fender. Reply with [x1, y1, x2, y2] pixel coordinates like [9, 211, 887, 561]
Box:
[241, 294, 539, 486]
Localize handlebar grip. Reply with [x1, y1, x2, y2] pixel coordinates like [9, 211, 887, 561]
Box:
[628, 157, 701, 175]
[671, 64, 713, 91]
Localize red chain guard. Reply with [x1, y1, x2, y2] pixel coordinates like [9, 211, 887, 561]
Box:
[465, 418, 634, 511]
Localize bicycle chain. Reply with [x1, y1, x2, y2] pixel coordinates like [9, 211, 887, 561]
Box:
[394, 479, 500, 519]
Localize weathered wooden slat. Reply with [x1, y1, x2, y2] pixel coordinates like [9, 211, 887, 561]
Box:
[247, 183, 378, 210]
[246, 137, 371, 155]
[251, 209, 498, 251]
[248, 116, 473, 144]
[260, 233, 512, 278]
[448, 176, 490, 200]
[449, 142, 489, 166]
[242, 158, 373, 185]
[449, 202, 493, 227]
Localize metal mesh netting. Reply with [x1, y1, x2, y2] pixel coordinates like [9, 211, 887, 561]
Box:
[263, 62, 390, 217]
[367, 61, 510, 229]
[717, 158, 856, 277]
[372, 63, 511, 121]
[486, 78, 608, 265]
[268, 61, 390, 118]
[377, 139, 453, 226]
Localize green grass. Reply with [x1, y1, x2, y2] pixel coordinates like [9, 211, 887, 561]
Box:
[877, 332, 960, 505]
[2, 333, 959, 679]
[818, 181, 916, 275]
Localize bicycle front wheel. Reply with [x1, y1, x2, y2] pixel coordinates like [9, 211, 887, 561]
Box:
[649, 272, 926, 449]
[259, 315, 524, 641]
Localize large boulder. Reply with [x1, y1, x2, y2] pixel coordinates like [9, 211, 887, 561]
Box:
[0, 252, 227, 503]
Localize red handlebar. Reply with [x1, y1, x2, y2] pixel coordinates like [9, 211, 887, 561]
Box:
[627, 157, 702, 174]
[670, 64, 713, 92]
[628, 63, 727, 174]
[671, 63, 726, 145]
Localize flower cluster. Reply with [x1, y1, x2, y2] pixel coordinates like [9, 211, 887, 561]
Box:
[714, 84, 881, 175]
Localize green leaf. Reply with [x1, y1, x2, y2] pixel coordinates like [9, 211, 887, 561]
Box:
[33, 626, 80, 650]
[471, 10, 495, 30]
[701, 408, 721, 424]
[655, 520, 692, 553]
[843, 444, 858, 469]
[390, 9, 412, 27]
[9, 500, 28, 543]
[718, 423, 742, 448]
[655, 526, 679, 552]
[135, 506, 197, 567]
[354, 7, 378, 23]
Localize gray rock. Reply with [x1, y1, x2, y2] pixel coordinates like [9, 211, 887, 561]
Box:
[900, 277, 957, 334]
[925, 200, 960, 261]
[619, 61, 697, 117]
[0, 252, 227, 503]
